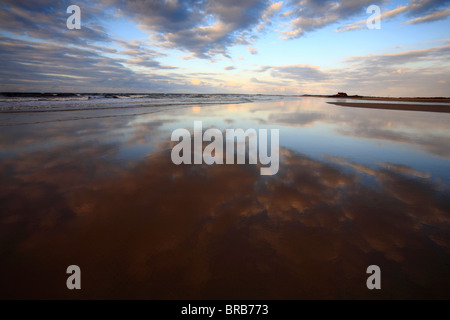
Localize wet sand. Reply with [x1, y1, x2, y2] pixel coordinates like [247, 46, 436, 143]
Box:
[1, 98, 450, 299]
[338, 97, 450, 103]
[303, 95, 450, 103]
[328, 101, 450, 113]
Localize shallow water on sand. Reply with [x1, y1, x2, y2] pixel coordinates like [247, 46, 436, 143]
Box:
[0, 97, 449, 299]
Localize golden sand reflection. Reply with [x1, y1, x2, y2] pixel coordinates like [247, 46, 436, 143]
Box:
[226, 104, 238, 111]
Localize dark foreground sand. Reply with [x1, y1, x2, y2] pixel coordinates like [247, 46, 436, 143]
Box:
[328, 101, 450, 113]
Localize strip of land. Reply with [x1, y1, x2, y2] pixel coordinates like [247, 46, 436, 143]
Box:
[302, 94, 450, 103]
[327, 101, 450, 113]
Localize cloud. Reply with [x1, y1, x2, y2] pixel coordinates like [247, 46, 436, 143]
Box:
[225, 65, 236, 71]
[336, 0, 450, 33]
[269, 65, 329, 81]
[246, 42, 450, 96]
[344, 45, 450, 66]
[255, 65, 273, 73]
[0, 35, 213, 93]
[404, 8, 450, 23]
[106, 0, 273, 58]
[248, 46, 259, 54]
[256, 1, 284, 31]
[334, 24, 366, 33]
[249, 44, 450, 96]
[0, 0, 194, 92]
[0, 0, 276, 89]
[116, 39, 177, 70]
[335, 5, 409, 33]
[282, 0, 378, 39]
[0, 0, 113, 46]
[407, 0, 450, 16]
[251, 77, 286, 86]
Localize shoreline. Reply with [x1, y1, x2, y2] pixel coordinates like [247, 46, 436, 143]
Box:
[327, 101, 450, 113]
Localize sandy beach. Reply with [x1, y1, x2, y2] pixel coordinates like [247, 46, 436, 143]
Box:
[303, 95, 450, 103]
[328, 101, 450, 113]
[1, 97, 450, 299]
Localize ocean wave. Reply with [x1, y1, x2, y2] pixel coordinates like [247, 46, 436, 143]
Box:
[0, 93, 288, 113]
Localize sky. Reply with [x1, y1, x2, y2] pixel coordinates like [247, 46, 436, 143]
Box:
[0, 0, 449, 96]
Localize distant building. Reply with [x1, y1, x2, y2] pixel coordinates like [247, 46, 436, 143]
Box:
[328, 92, 350, 98]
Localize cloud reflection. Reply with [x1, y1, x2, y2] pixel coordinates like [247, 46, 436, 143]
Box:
[1, 139, 449, 299]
